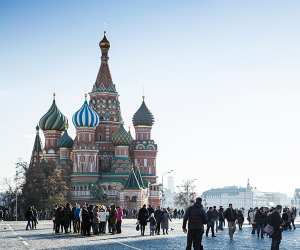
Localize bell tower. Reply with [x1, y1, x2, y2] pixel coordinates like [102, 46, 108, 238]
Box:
[89, 32, 123, 172]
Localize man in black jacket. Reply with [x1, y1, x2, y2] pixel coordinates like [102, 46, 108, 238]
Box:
[154, 207, 163, 235]
[206, 207, 216, 237]
[268, 205, 283, 250]
[224, 204, 237, 240]
[182, 197, 208, 250]
[25, 207, 33, 230]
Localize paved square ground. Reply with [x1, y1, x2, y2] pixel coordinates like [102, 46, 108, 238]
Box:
[1, 219, 300, 249]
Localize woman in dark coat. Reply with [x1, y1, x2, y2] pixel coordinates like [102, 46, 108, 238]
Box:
[138, 204, 149, 236]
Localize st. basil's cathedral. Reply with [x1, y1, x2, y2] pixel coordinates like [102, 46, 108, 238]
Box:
[29, 33, 161, 209]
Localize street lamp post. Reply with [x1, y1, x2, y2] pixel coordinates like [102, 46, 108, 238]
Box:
[161, 170, 174, 207]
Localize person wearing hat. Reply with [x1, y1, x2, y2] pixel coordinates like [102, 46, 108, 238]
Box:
[182, 197, 208, 250]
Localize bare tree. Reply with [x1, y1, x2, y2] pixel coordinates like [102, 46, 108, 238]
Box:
[175, 179, 197, 209]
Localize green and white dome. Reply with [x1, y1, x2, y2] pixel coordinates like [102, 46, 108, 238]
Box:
[39, 95, 68, 131]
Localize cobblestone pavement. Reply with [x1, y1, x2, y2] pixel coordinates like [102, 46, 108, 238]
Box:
[1, 219, 300, 250]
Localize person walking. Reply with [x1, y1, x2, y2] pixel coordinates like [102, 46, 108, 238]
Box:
[32, 206, 38, 229]
[224, 204, 237, 240]
[25, 207, 33, 230]
[237, 209, 244, 231]
[212, 206, 219, 233]
[255, 207, 266, 239]
[138, 204, 149, 236]
[154, 207, 163, 235]
[116, 206, 123, 234]
[218, 206, 225, 231]
[161, 208, 171, 235]
[182, 197, 208, 250]
[148, 213, 156, 236]
[268, 205, 283, 250]
[291, 207, 297, 230]
[206, 207, 216, 237]
[248, 208, 256, 234]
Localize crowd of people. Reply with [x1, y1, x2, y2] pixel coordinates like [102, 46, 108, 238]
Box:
[21, 201, 298, 250]
[50, 203, 124, 235]
[50, 203, 176, 237]
[183, 198, 298, 250]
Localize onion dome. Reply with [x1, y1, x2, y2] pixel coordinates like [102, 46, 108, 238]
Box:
[111, 124, 133, 146]
[132, 96, 154, 126]
[99, 31, 110, 50]
[57, 130, 74, 148]
[39, 94, 68, 131]
[72, 95, 100, 128]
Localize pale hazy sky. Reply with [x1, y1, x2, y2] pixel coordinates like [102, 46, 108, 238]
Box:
[1, 0, 300, 196]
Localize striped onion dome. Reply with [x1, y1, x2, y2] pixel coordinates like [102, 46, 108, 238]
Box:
[57, 130, 74, 148]
[111, 124, 133, 146]
[39, 94, 68, 131]
[72, 97, 100, 128]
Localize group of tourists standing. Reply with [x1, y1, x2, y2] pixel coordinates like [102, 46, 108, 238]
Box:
[51, 203, 123, 236]
[182, 197, 297, 250]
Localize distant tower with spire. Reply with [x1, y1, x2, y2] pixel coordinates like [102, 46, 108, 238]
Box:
[89, 32, 123, 172]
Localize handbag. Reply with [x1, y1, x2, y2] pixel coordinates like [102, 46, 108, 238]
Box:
[263, 224, 274, 235]
[136, 224, 140, 231]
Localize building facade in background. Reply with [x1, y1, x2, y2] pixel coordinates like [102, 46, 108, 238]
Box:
[292, 188, 300, 208]
[29, 33, 161, 209]
[202, 180, 291, 209]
